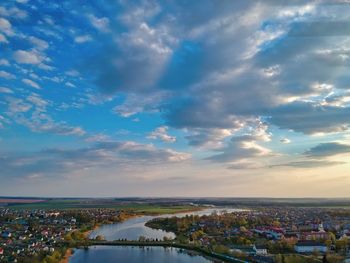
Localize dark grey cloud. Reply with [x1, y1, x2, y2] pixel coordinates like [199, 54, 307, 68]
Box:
[304, 142, 350, 157]
[185, 128, 236, 149]
[0, 141, 190, 179]
[271, 160, 345, 168]
[288, 21, 350, 37]
[268, 102, 350, 134]
[271, 142, 350, 168]
[206, 133, 270, 163]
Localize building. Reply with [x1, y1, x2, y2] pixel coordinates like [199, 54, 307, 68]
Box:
[295, 241, 327, 254]
[1, 231, 11, 238]
[254, 245, 268, 255]
[299, 230, 329, 241]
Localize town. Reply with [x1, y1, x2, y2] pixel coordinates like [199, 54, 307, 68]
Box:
[146, 207, 350, 263]
[1, 204, 350, 263]
[0, 208, 132, 262]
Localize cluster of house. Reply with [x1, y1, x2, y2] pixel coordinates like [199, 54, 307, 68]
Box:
[0, 208, 122, 262]
[186, 207, 350, 257]
[0, 209, 79, 262]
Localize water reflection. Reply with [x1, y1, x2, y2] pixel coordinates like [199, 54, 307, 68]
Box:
[69, 246, 213, 263]
[89, 207, 244, 241]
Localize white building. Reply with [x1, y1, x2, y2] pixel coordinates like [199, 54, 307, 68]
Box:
[254, 245, 268, 255]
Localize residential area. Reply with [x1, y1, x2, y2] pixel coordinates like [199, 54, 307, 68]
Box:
[146, 207, 350, 262]
[0, 208, 127, 262]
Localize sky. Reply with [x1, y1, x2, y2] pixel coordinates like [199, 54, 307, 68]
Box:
[1, 0, 350, 197]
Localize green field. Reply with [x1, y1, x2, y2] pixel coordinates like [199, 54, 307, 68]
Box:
[3, 199, 201, 215]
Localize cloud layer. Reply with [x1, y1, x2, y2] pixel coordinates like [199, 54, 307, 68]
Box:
[1, 0, 350, 196]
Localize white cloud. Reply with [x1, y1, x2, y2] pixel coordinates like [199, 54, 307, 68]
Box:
[85, 133, 110, 142]
[65, 82, 76, 88]
[0, 33, 8, 43]
[14, 50, 44, 64]
[0, 18, 14, 36]
[5, 94, 86, 137]
[6, 97, 32, 113]
[0, 59, 9, 66]
[0, 6, 27, 19]
[88, 14, 110, 32]
[0, 87, 13, 94]
[29, 36, 49, 50]
[29, 73, 40, 80]
[207, 122, 272, 164]
[38, 63, 54, 71]
[22, 78, 41, 89]
[74, 35, 92, 43]
[0, 70, 15, 79]
[148, 126, 176, 143]
[113, 92, 166, 117]
[66, 69, 80, 77]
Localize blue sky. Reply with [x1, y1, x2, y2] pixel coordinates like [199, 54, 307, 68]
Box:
[1, 0, 350, 197]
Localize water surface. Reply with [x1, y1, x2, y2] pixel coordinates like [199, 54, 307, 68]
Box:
[69, 246, 213, 263]
[89, 207, 244, 241]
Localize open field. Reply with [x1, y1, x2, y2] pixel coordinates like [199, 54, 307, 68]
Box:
[2, 197, 350, 210]
[0, 198, 201, 214]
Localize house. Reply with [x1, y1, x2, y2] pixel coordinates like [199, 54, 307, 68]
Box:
[299, 231, 329, 241]
[254, 245, 268, 255]
[266, 230, 283, 240]
[295, 241, 327, 253]
[229, 245, 255, 255]
[1, 231, 11, 238]
[283, 233, 298, 243]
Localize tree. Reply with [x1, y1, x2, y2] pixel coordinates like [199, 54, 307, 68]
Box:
[95, 235, 104, 241]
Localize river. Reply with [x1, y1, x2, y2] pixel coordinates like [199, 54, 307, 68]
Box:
[89, 207, 242, 241]
[69, 246, 215, 263]
[70, 207, 243, 263]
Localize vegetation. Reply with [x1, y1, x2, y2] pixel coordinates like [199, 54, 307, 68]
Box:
[16, 247, 69, 263]
[6, 199, 201, 215]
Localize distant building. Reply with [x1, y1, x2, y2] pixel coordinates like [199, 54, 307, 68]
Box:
[254, 245, 268, 255]
[283, 233, 298, 243]
[229, 245, 255, 255]
[295, 241, 327, 253]
[266, 230, 283, 240]
[299, 230, 329, 241]
[1, 231, 11, 238]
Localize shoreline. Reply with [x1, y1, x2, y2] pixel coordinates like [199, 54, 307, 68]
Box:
[61, 206, 206, 263]
[65, 242, 242, 263]
[60, 248, 73, 263]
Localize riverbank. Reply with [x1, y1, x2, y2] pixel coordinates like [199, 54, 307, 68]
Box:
[62, 206, 207, 262]
[60, 248, 72, 263]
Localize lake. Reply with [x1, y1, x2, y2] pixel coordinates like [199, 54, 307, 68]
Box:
[71, 207, 244, 263]
[89, 207, 243, 241]
[69, 246, 214, 263]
